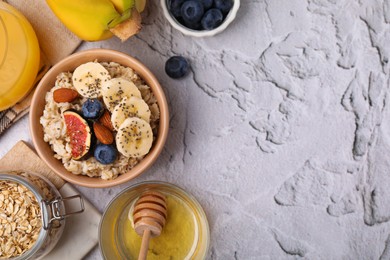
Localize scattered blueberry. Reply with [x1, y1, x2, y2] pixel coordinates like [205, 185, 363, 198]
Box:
[82, 99, 104, 119]
[170, 0, 185, 18]
[200, 0, 213, 9]
[165, 56, 190, 79]
[181, 1, 204, 24]
[214, 0, 233, 14]
[201, 9, 223, 30]
[94, 144, 117, 164]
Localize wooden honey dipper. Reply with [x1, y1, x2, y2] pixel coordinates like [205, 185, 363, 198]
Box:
[133, 191, 167, 260]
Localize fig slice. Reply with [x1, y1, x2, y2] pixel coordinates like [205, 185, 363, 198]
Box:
[63, 111, 92, 160]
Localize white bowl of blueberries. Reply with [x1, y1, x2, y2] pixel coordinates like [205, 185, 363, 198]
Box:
[161, 0, 240, 37]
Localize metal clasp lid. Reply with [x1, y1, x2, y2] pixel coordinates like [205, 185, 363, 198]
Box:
[42, 195, 85, 230]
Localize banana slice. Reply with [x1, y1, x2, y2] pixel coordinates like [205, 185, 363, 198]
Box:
[116, 117, 153, 158]
[111, 96, 151, 130]
[72, 62, 111, 98]
[101, 78, 142, 112]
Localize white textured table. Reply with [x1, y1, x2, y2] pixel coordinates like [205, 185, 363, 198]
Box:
[2, 0, 390, 259]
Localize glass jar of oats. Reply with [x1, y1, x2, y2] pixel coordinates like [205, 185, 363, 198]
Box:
[0, 171, 84, 259]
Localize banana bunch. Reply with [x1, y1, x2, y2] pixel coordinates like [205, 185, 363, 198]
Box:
[46, 0, 146, 41]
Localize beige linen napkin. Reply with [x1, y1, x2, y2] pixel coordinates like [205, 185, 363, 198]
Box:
[0, 0, 81, 135]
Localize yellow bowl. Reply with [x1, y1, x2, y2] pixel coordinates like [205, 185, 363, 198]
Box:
[30, 49, 169, 188]
[99, 181, 210, 259]
[0, 2, 40, 111]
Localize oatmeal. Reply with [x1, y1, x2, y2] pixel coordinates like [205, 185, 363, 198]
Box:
[40, 62, 160, 180]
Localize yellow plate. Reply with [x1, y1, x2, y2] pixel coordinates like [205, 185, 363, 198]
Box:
[0, 2, 40, 111]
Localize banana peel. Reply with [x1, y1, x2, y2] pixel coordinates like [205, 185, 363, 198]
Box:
[111, 0, 135, 13]
[46, 0, 144, 42]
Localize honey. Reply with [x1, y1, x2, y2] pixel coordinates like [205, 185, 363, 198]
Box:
[121, 195, 197, 259]
[99, 182, 209, 260]
[0, 2, 40, 111]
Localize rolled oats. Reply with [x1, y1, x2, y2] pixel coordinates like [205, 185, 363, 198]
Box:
[0, 180, 42, 258]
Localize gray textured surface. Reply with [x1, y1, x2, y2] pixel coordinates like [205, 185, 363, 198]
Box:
[1, 0, 390, 259]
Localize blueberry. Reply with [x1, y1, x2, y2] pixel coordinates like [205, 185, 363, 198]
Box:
[165, 56, 190, 79]
[94, 144, 117, 164]
[170, 0, 185, 18]
[200, 0, 213, 9]
[181, 1, 204, 24]
[184, 21, 202, 30]
[214, 0, 233, 14]
[82, 99, 104, 120]
[201, 9, 223, 30]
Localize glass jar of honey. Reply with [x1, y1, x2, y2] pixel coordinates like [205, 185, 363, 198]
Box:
[0, 2, 40, 111]
[99, 181, 210, 259]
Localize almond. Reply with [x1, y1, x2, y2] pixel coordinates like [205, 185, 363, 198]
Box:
[53, 88, 79, 103]
[93, 122, 114, 144]
[99, 110, 114, 131]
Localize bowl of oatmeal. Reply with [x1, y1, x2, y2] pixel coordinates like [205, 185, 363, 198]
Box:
[30, 49, 169, 188]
